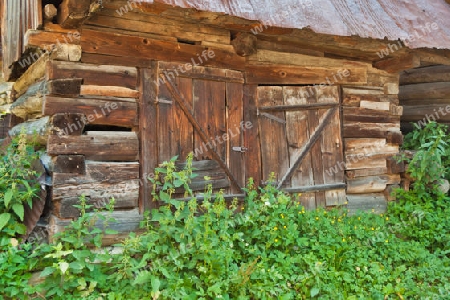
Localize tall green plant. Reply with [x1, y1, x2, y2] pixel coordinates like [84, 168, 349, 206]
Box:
[0, 130, 42, 237]
[402, 121, 450, 198]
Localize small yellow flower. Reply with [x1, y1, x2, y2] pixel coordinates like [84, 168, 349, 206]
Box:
[385, 217, 389, 221]
[380, 214, 384, 217]
[385, 240, 389, 243]
[371, 227, 375, 231]
[241, 207, 244, 210]
[283, 226, 287, 229]
[324, 211, 327, 214]
[331, 220, 335, 224]
[275, 239, 279, 243]
[315, 217, 319, 220]
[281, 214, 285, 219]
[274, 226, 278, 231]
[338, 218, 342, 222]
[344, 201, 348, 205]
[358, 217, 361, 220]
[342, 238, 346, 242]
[10, 238, 18, 247]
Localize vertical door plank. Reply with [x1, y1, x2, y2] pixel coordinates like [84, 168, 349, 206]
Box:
[157, 82, 175, 162]
[192, 79, 226, 161]
[209, 80, 227, 160]
[317, 86, 346, 206]
[175, 77, 194, 160]
[307, 87, 326, 207]
[139, 65, 159, 212]
[283, 87, 315, 209]
[227, 81, 245, 190]
[257, 86, 289, 184]
[243, 85, 262, 186]
[193, 79, 210, 160]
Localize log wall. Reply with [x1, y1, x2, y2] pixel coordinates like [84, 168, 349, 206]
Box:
[400, 65, 450, 132]
[3, 0, 406, 242]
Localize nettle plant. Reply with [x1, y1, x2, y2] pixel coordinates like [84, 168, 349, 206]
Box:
[0, 130, 42, 237]
[401, 121, 450, 198]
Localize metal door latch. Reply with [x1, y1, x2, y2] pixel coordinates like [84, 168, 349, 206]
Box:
[232, 146, 248, 153]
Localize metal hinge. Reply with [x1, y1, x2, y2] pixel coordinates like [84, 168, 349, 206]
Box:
[232, 146, 248, 153]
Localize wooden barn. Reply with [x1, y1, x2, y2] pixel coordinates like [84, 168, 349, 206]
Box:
[2, 0, 450, 241]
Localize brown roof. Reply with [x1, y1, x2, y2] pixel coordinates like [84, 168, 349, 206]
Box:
[151, 0, 450, 49]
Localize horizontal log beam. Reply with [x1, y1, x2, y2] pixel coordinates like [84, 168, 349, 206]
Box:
[400, 65, 450, 85]
[373, 53, 420, 73]
[81, 28, 245, 71]
[346, 174, 401, 194]
[245, 65, 367, 85]
[47, 131, 139, 161]
[46, 61, 138, 89]
[344, 122, 400, 138]
[43, 96, 138, 128]
[343, 107, 400, 124]
[399, 82, 450, 101]
[80, 85, 139, 98]
[159, 62, 244, 83]
[346, 167, 388, 178]
[53, 161, 139, 186]
[88, 9, 230, 44]
[401, 104, 450, 122]
[53, 180, 139, 218]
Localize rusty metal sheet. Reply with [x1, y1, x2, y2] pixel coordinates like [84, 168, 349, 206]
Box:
[147, 0, 450, 49]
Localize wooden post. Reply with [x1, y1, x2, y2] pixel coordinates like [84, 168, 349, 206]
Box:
[138, 65, 159, 213]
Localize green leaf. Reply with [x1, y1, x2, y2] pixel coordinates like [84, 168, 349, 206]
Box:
[151, 277, 161, 293]
[4, 189, 13, 208]
[310, 287, 320, 297]
[0, 213, 11, 231]
[11, 204, 24, 221]
[40, 267, 55, 277]
[59, 262, 70, 274]
[133, 270, 152, 285]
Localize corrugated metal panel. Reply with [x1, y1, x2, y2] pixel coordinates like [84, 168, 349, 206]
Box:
[146, 0, 450, 50]
[1, 0, 41, 80]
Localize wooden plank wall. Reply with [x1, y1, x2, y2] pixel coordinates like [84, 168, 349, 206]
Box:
[39, 60, 141, 242]
[3, 0, 407, 237]
[44, 60, 141, 227]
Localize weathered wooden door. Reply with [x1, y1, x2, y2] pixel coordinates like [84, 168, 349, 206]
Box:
[139, 62, 246, 209]
[256, 86, 345, 209]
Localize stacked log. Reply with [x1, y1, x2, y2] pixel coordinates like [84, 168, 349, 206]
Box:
[342, 73, 403, 214]
[43, 61, 142, 243]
